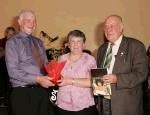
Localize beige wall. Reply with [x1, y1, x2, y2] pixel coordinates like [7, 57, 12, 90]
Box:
[0, 0, 150, 54]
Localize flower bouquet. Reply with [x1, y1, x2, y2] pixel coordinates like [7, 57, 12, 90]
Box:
[44, 60, 66, 85]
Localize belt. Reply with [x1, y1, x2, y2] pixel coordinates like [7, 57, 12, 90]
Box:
[19, 84, 40, 88]
[104, 95, 111, 99]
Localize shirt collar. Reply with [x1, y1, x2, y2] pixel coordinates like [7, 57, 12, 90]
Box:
[112, 35, 123, 47]
[19, 32, 31, 38]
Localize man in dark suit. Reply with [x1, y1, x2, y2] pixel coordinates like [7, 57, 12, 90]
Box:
[97, 15, 148, 115]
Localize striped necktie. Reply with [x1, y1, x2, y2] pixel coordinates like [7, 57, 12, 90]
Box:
[103, 43, 114, 97]
[103, 43, 114, 69]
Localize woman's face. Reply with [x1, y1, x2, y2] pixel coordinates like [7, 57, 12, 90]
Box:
[68, 36, 85, 54]
[6, 30, 15, 39]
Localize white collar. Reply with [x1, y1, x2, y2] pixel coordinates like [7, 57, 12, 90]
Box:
[113, 35, 123, 47]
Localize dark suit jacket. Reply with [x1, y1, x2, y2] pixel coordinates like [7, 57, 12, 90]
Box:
[97, 36, 148, 115]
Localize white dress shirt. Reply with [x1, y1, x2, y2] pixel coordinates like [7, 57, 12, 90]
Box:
[104, 35, 122, 99]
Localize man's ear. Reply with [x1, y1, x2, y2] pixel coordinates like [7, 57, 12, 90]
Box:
[18, 19, 21, 26]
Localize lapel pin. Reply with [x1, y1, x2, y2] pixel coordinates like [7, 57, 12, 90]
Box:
[120, 52, 124, 56]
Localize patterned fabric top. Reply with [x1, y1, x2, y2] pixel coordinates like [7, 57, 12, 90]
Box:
[56, 52, 96, 111]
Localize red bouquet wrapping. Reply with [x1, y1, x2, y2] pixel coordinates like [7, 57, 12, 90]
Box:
[44, 60, 66, 85]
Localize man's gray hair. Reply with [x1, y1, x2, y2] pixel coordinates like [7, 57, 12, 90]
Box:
[105, 14, 123, 24]
[18, 10, 35, 20]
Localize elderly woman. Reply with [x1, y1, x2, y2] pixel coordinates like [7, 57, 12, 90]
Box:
[56, 30, 97, 115]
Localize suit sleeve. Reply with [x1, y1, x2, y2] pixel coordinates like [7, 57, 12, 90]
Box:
[116, 41, 148, 89]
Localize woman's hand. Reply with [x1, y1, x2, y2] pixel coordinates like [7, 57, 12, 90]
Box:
[57, 77, 73, 86]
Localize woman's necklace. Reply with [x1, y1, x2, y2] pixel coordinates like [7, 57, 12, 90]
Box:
[69, 53, 83, 69]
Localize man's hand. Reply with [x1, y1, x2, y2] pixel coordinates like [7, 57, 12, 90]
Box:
[36, 76, 55, 88]
[102, 74, 117, 84]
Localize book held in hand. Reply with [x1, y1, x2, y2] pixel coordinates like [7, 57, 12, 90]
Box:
[91, 68, 111, 96]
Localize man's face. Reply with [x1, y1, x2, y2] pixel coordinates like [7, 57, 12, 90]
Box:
[104, 16, 123, 43]
[6, 30, 15, 39]
[18, 13, 36, 35]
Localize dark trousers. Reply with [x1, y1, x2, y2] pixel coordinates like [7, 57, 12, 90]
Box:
[57, 105, 98, 115]
[0, 56, 10, 98]
[102, 98, 112, 115]
[10, 86, 51, 115]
